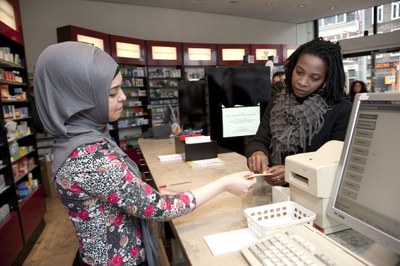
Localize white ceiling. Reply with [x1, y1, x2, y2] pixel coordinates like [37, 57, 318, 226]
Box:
[84, 0, 394, 24]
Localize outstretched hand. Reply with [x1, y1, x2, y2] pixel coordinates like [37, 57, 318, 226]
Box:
[220, 171, 257, 196]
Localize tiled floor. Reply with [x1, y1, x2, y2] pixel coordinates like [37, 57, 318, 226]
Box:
[22, 197, 78, 266]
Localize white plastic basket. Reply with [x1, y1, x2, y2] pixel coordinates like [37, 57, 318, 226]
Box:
[244, 201, 316, 239]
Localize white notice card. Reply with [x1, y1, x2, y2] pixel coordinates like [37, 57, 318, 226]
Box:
[222, 106, 260, 138]
[203, 228, 257, 256]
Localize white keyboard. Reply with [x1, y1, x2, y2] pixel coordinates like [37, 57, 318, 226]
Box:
[241, 224, 371, 266]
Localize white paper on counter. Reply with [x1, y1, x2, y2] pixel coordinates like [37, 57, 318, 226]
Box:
[203, 228, 257, 256]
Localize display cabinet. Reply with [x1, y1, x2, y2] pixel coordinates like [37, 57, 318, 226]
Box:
[183, 43, 217, 81]
[110, 35, 149, 149]
[251, 44, 283, 64]
[146, 41, 183, 126]
[217, 44, 251, 66]
[1, 0, 46, 264]
[57, 25, 110, 52]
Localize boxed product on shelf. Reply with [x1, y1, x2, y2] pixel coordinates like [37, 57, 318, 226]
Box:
[17, 181, 31, 199]
[168, 69, 181, 77]
[8, 142, 19, 157]
[0, 204, 10, 223]
[117, 119, 129, 128]
[138, 89, 146, 97]
[0, 174, 5, 189]
[0, 47, 12, 61]
[126, 100, 142, 107]
[2, 105, 15, 119]
[122, 79, 132, 87]
[131, 67, 146, 77]
[0, 85, 10, 100]
[12, 87, 26, 100]
[133, 78, 144, 87]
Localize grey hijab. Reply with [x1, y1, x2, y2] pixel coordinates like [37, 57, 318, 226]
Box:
[34, 41, 118, 174]
[34, 42, 158, 266]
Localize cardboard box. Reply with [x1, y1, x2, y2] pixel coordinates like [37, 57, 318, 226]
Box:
[175, 137, 217, 161]
[39, 158, 57, 197]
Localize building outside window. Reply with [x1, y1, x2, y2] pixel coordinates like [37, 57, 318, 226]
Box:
[392, 2, 400, 20]
[319, 1, 400, 94]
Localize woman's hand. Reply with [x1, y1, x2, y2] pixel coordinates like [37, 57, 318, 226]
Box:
[247, 151, 269, 173]
[264, 165, 287, 186]
[220, 171, 257, 196]
[190, 171, 257, 207]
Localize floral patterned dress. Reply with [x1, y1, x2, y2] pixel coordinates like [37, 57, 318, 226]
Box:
[55, 140, 196, 265]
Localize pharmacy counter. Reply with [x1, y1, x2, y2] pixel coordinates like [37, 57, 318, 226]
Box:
[138, 137, 271, 266]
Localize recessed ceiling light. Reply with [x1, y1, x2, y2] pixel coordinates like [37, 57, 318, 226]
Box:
[329, 6, 336, 10]
[265, 2, 272, 6]
[298, 4, 305, 8]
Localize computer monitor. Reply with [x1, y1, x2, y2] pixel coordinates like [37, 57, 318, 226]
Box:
[327, 92, 400, 255]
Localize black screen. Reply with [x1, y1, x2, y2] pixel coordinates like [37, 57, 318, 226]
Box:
[178, 80, 208, 134]
[207, 66, 271, 154]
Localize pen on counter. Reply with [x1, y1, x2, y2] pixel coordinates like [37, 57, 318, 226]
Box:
[159, 181, 191, 188]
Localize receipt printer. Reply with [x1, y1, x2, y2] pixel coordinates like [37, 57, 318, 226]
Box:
[285, 140, 348, 234]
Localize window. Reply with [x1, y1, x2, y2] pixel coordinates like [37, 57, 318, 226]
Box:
[325, 16, 336, 26]
[346, 12, 356, 22]
[337, 14, 345, 23]
[373, 5, 383, 24]
[320, 12, 356, 27]
[392, 2, 400, 20]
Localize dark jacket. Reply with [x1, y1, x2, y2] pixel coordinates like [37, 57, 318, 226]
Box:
[245, 96, 352, 165]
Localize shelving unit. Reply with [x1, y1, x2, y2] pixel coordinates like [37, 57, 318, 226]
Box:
[118, 65, 150, 148]
[147, 66, 181, 126]
[1, 2, 46, 262]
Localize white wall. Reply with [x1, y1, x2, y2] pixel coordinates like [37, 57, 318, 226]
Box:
[19, 0, 312, 75]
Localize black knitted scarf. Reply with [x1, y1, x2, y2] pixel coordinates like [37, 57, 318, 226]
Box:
[269, 91, 328, 165]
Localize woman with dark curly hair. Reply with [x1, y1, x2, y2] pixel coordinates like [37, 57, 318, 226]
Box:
[349, 80, 368, 102]
[246, 38, 352, 186]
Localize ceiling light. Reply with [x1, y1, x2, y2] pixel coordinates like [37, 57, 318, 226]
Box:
[329, 6, 336, 10]
[298, 4, 305, 8]
[265, 2, 272, 6]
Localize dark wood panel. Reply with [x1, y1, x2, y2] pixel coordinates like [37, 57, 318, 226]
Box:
[0, 212, 24, 266]
[19, 186, 46, 241]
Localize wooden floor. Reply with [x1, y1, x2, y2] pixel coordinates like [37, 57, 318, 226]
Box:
[22, 197, 78, 266]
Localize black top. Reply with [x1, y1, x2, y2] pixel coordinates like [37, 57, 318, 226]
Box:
[245, 97, 352, 165]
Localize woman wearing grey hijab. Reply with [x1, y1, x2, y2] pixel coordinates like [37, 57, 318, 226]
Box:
[34, 42, 255, 266]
